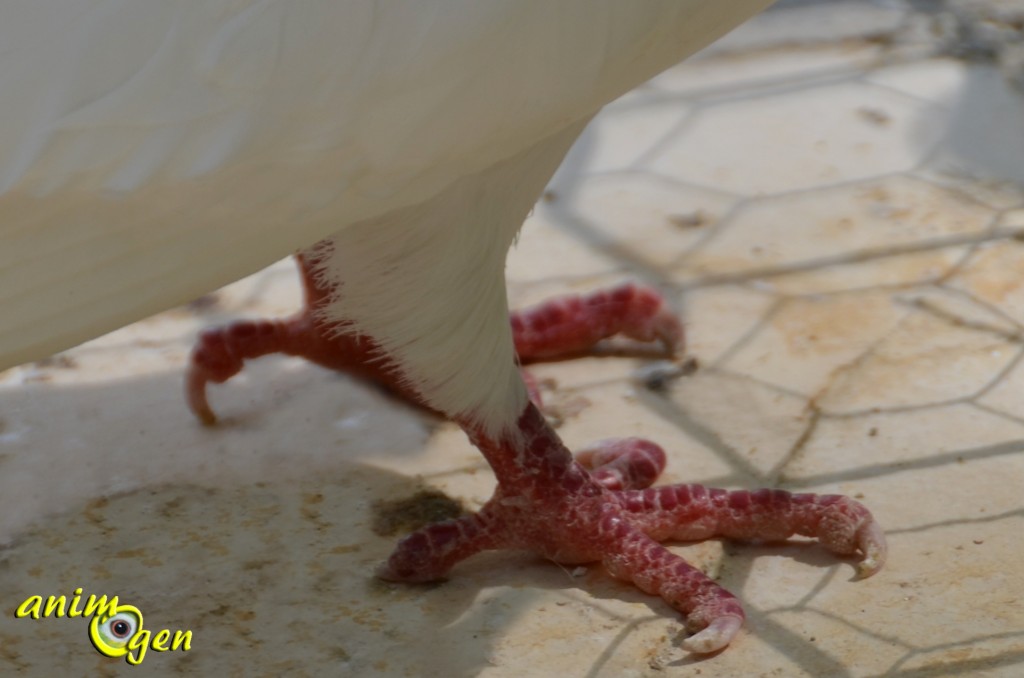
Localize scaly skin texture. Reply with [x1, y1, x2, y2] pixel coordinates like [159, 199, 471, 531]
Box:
[186, 255, 886, 654]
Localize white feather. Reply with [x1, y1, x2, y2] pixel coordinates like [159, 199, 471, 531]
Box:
[309, 119, 589, 434]
[0, 1, 773, 425]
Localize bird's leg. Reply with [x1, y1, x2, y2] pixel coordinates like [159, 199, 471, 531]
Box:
[187, 252, 885, 653]
[378, 403, 887, 653]
[187, 253, 408, 424]
[187, 314, 326, 425]
[187, 256, 682, 423]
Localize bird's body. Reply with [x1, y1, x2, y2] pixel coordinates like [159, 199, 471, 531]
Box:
[0, 0, 886, 654]
[1, 0, 771, 371]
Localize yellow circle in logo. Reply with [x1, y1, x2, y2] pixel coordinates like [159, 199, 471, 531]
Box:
[88, 604, 144, 658]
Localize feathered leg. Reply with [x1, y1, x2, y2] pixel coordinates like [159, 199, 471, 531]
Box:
[187, 258, 682, 423]
[186, 120, 886, 653]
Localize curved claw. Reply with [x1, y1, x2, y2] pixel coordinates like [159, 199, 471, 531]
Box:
[651, 307, 684, 356]
[855, 519, 887, 578]
[682, 614, 743, 654]
[185, 369, 218, 426]
[184, 320, 297, 426]
[185, 327, 245, 426]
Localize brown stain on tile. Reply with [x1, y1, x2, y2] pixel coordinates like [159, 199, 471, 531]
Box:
[772, 295, 895, 355]
[159, 496, 186, 519]
[370, 488, 465, 537]
[114, 548, 146, 559]
[82, 497, 109, 528]
[834, 340, 997, 396]
[957, 241, 1024, 303]
[300, 499, 332, 531]
[184, 530, 230, 557]
[205, 603, 230, 618]
[328, 543, 362, 555]
[0, 632, 22, 658]
[306, 559, 326, 577]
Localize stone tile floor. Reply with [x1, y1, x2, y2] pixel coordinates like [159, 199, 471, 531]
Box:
[2, 1, 1024, 675]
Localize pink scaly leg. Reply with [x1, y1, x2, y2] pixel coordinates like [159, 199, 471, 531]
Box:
[378, 404, 886, 653]
[187, 254, 398, 425]
[187, 251, 886, 653]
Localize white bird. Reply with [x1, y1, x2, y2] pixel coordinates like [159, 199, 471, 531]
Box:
[0, 1, 885, 653]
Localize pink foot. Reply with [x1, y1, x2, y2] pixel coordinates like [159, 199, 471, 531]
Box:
[187, 253, 886, 654]
[377, 405, 887, 654]
[513, 282, 682, 361]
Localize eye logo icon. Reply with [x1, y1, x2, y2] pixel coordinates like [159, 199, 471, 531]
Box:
[89, 604, 144, 658]
[15, 589, 192, 665]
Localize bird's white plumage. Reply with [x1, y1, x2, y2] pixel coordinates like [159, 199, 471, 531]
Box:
[309, 118, 590, 433]
[0, 0, 773, 426]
